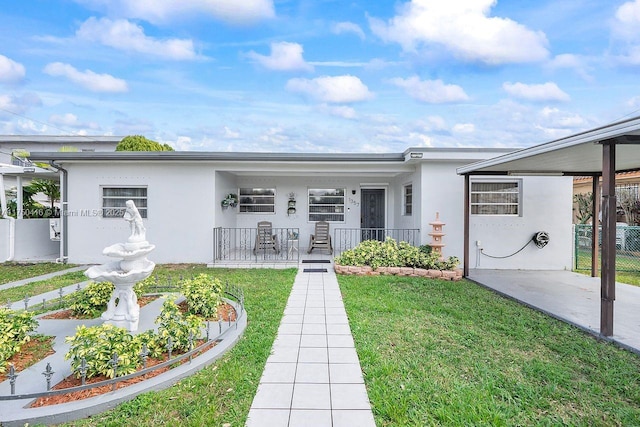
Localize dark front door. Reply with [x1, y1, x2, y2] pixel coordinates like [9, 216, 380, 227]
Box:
[361, 189, 385, 241]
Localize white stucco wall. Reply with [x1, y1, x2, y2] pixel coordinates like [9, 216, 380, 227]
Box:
[419, 162, 467, 259]
[468, 176, 573, 270]
[0, 219, 9, 261]
[13, 219, 59, 260]
[64, 163, 215, 264]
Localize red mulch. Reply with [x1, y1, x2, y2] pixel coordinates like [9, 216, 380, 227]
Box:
[40, 296, 159, 320]
[5, 337, 55, 372]
[30, 340, 217, 408]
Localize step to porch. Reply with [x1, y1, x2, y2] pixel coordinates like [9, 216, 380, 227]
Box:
[301, 259, 331, 264]
[302, 268, 328, 273]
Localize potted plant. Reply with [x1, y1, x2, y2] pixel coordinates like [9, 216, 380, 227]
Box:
[221, 193, 238, 209]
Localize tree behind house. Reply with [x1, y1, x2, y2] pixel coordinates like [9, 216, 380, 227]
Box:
[116, 135, 174, 152]
[573, 192, 593, 224]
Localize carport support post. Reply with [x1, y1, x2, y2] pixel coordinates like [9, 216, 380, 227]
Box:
[463, 174, 470, 277]
[591, 175, 600, 277]
[600, 142, 616, 337]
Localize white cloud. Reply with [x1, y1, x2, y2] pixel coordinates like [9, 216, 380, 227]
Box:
[547, 54, 593, 81]
[369, 0, 549, 65]
[246, 42, 313, 72]
[332, 22, 366, 40]
[49, 113, 100, 129]
[0, 92, 42, 115]
[76, 17, 198, 60]
[452, 123, 475, 134]
[390, 76, 469, 103]
[613, 0, 640, 40]
[611, 1, 640, 64]
[503, 82, 570, 102]
[43, 62, 128, 93]
[317, 104, 358, 119]
[222, 126, 241, 139]
[0, 55, 26, 84]
[286, 75, 373, 103]
[534, 107, 588, 138]
[74, 0, 275, 25]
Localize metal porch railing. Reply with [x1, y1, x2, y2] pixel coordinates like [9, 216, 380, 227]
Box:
[333, 228, 420, 256]
[212, 227, 300, 264]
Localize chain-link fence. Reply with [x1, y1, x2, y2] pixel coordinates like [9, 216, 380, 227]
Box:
[574, 224, 640, 272]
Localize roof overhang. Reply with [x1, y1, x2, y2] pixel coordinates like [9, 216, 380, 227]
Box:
[457, 116, 640, 176]
[28, 148, 516, 178]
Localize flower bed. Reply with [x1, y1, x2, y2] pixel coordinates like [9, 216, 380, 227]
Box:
[333, 238, 462, 280]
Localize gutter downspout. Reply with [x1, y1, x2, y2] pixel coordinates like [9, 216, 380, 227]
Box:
[50, 161, 68, 264]
[0, 173, 15, 262]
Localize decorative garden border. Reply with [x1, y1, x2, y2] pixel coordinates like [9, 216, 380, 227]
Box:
[334, 263, 463, 281]
[0, 288, 247, 427]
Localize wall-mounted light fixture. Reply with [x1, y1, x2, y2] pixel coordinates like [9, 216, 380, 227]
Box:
[351, 189, 356, 195]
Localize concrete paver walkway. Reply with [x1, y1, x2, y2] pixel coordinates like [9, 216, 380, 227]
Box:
[246, 262, 375, 427]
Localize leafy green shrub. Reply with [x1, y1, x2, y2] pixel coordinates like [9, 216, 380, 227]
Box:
[181, 274, 223, 319]
[156, 299, 203, 352]
[334, 237, 459, 271]
[65, 324, 141, 379]
[0, 308, 38, 373]
[70, 281, 114, 317]
[134, 330, 164, 359]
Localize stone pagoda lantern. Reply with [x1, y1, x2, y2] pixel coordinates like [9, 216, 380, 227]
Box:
[429, 212, 445, 258]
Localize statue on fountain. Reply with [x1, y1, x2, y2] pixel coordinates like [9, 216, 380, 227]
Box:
[85, 200, 155, 332]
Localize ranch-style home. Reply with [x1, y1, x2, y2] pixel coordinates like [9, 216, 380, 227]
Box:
[16, 146, 574, 269]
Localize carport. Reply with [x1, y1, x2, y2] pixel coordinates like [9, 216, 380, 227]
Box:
[457, 116, 640, 337]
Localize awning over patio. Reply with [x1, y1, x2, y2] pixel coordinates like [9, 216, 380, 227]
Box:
[457, 115, 640, 337]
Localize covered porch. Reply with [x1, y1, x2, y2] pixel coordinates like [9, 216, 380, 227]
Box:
[468, 269, 640, 354]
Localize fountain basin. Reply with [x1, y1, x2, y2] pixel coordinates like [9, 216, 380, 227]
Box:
[85, 260, 155, 285]
[102, 242, 155, 260]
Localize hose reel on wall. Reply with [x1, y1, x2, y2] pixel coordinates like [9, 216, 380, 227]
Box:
[480, 231, 550, 259]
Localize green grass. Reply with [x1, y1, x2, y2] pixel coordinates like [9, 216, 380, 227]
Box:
[0, 262, 76, 285]
[0, 271, 87, 304]
[574, 248, 640, 286]
[339, 275, 640, 426]
[65, 265, 296, 427]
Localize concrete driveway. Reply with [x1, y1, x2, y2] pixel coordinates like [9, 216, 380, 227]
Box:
[468, 270, 640, 353]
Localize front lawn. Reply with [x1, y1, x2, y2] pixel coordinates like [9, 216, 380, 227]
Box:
[340, 275, 640, 426]
[0, 262, 76, 285]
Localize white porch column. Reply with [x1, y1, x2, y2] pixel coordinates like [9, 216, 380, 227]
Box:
[16, 175, 23, 219]
[0, 174, 6, 218]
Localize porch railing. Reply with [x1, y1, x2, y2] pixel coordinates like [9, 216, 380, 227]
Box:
[333, 228, 420, 256]
[213, 227, 300, 263]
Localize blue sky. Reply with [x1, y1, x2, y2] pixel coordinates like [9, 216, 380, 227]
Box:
[1, 0, 640, 152]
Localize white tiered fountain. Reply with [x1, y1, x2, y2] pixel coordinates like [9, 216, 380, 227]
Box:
[85, 200, 155, 332]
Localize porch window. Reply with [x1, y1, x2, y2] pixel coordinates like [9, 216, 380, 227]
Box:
[471, 181, 520, 215]
[239, 188, 275, 213]
[404, 184, 413, 216]
[308, 188, 345, 222]
[102, 187, 147, 218]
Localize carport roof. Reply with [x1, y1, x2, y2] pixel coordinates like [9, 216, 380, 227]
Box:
[457, 116, 640, 176]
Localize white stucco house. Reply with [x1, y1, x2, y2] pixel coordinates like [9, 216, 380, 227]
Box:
[16, 147, 574, 270]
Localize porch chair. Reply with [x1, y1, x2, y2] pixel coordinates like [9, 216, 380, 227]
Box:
[253, 221, 280, 254]
[307, 221, 333, 254]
